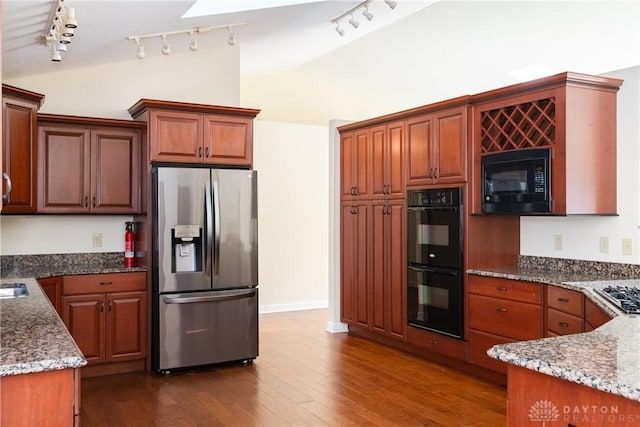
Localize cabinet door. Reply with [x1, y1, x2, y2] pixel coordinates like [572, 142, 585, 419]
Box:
[106, 291, 147, 362]
[406, 114, 433, 184]
[432, 107, 467, 184]
[149, 110, 203, 163]
[387, 200, 406, 340]
[203, 115, 252, 166]
[62, 294, 105, 365]
[340, 202, 369, 327]
[386, 121, 406, 199]
[38, 276, 62, 316]
[371, 201, 387, 334]
[38, 125, 91, 213]
[91, 128, 140, 213]
[2, 96, 38, 213]
[341, 129, 370, 199]
[370, 125, 388, 200]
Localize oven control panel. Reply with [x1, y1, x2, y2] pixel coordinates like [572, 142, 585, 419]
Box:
[409, 188, 461, 208]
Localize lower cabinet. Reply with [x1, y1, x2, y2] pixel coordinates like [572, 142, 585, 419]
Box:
[61, 272, 147, 375]
[467, 275, 543, 374]
[585, 297, 613, 331]
[545, 285, 584, 337]
[38, 276, 62, 316]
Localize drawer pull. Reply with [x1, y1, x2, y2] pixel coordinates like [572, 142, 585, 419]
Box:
[496, 307, 508, 312]
[429, 339, 439, 345]
[558, 297, 570, 303]
[559, 322, 569, 328]
[497, 287, 508, 291]
[99, 281, 113, 286]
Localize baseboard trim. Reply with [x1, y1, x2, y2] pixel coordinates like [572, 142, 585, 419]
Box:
[259, 300, 328, 314]
[325, 321, 348, 333]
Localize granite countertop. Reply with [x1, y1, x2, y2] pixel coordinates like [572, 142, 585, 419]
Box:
[0, 263, 147, 280]
[0, 278, 87, 376]
[467, 267, 640, 402]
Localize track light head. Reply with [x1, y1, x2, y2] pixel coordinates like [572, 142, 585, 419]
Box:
[348, 14, 359, 29]
[189, 31, 198, 51]
[56, 41, 67, 52]
[51, 45, 62, 62]
[362, 7, 374, 21]
[227, 27, 235, 46]
[334, 23, 345, 36]
[161, 34, 170, 55]
[62, 27, 74, 37]
[133, 37, 145, 59]
[64, 7, 77, 28]
[385, 0, 397, 9]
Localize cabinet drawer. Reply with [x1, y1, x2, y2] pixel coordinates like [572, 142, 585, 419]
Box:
[468, 275, 542, 304]
[406, 326, 467, 361]
[63, 272, 146, 295]
[547, 308, 583, 336]
[468, 294, 542, 340]
[546, 286, 584, 317]
[468, 330, 511, 374]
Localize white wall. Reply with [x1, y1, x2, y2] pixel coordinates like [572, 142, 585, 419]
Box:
[252, 120, 329, 312]
[520, 66, 640, 263]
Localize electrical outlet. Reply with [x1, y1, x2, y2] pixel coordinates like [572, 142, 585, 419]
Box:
[622, 238, 633, 256]
[599, 237, 610, 254]
[92, 233, 103, 248]
[554, 234, 563, 251]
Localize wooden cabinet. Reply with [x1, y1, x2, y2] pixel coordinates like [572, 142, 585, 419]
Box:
[38, 276, 62, 316]
[1, 84, 44, 213]
[545, 286, 584, 336]
[406, 104, 468, 187]
[471, 72, 623, 215]
[37, 115, 143, 214]
[371, 199, 406, 340]
[585, 297, 613, 331]
[371, 121, 405, 200]
[467, 275, 543, 374]
[341, 128, 371, 200]
[127, 99, 260, 167]
[61, 272, 147, 374]
[340, 201, 370, 328]
[407, 325, 468, 361]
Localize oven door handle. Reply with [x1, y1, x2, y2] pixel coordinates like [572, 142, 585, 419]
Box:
[407, 206, 458, 212]
[408, 265, 460, 276]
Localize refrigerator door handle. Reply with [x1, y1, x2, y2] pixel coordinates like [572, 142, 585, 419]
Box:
[212, 171, 221, 278]
[205, 180, 213, 277]
[163, 289, 257, 304]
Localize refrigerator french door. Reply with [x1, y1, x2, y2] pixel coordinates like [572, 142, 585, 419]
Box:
[152, 166, 258, 373]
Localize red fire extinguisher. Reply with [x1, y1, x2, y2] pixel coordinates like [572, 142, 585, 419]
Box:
[124, 222, 135, 267]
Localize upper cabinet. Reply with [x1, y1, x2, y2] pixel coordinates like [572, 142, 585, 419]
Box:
[406, 102, 469, 187]
[128, 99, 260, 167]
[470, 72, 623, 215]
[37, 114, 144, 214]
[2, 84, 45, 213]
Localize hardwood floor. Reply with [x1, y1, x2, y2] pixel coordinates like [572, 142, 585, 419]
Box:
[80, 309, 506, 426]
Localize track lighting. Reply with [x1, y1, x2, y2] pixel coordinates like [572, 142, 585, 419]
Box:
[161, 35, 171, 55]
[331, 0, 395, 36]
[348, 14, 360, 28]
[385, 0, 397, 9]
[127, 22, 246, 60]
[189, 31, 198, 51]
[362, 6, 374, 21]
[43, 0, 78, 62]
[227, 27, 235, 46]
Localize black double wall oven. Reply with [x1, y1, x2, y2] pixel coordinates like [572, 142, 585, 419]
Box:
[407, 187, 463, 339]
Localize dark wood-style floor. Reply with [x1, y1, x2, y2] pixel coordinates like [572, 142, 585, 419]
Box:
[81, 309, 506, 426]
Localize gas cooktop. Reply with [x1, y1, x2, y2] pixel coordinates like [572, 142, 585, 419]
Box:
[594, 285, 640, 315]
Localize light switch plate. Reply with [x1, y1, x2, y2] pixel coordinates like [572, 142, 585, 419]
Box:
[92, 233, 103, 247]
[554, 234, 563, 251]
[622, 238, 633, 256]
[599, 237, 610, 254]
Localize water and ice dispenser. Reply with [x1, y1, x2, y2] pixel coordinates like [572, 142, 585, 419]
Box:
[171, 225, 202, 273]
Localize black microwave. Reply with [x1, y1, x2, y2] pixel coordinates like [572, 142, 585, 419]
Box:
[481, 148, 552, 214]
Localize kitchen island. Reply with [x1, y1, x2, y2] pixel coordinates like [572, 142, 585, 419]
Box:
[469, 266, 640, 426]
[0, 277, 87, 426]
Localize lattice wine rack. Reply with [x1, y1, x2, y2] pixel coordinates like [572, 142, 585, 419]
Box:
[480, 97, 556, 153]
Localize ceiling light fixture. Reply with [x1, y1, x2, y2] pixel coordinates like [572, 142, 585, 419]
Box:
[127, 22, 246, 60]
[42, 0, 78, 62]
[331, 0, 395, 36]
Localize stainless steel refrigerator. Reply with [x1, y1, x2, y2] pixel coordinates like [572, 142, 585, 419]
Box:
[152, 166, 258, 373]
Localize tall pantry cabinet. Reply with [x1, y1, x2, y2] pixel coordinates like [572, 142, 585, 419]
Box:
[339, 120, 406, 341]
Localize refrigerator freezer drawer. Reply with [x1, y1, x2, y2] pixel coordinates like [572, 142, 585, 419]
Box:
[156, 288, 258, 372]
